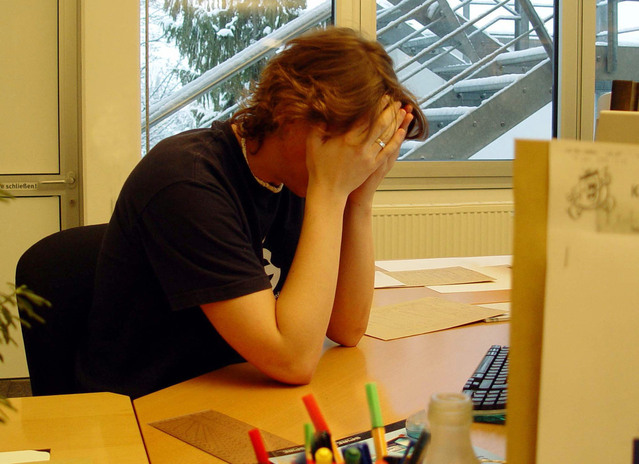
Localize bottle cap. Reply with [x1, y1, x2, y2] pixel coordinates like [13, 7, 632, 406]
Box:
[429, 392, 472, 412]
[427, 392, 473, 425]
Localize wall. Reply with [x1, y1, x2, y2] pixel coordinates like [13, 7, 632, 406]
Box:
[80, 0, 141, 225]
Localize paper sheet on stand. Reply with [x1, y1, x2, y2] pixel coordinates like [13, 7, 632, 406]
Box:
[536, 139, 639, 463]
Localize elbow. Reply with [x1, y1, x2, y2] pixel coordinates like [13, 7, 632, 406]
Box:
[331, 332, 364, 348]
[279, 370, 314, 386]
[263, 354, 318, 386]
[273, 363, 315, 385]
[327, 324, 366, 347]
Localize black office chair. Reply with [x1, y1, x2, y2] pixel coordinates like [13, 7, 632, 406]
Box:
[15, 224, 108, 396]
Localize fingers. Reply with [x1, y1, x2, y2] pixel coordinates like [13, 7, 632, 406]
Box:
[400, 105, 414, 132]
[306, 99, 412, 196]
[372, 104, 413, 166]
[376, 127, 406, 164]
[371, 102, 415, 152]
[370, 101, 402, 148]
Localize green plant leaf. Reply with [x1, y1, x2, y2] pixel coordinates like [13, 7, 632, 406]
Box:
[0, 395, 16, 424]
[17, 286, 52, 309]
[0, 188, 16, 202]
[0, 306, 17, 329]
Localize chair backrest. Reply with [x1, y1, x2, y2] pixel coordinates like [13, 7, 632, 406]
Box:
[15, 224, 108, 396]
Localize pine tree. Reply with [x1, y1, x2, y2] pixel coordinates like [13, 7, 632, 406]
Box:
[161, 0, 307, 122]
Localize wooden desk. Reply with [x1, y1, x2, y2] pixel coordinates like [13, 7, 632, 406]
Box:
[134, 257, 510, 464]
[1, 392, 149, 463]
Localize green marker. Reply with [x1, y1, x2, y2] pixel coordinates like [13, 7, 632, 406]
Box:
[304, 422, 314, 463]
[344, 447, 362, 464]
[365, 382, 387, 459]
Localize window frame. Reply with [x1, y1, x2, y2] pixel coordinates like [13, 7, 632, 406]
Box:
[557, 0, 596, 141]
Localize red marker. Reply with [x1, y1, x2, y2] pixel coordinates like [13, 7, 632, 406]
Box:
[248, 428, 270, 464]
[302, 393, 344, 463]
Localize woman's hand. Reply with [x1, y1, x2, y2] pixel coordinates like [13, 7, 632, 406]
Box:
[305, 99, 408, 201]
[348, 104, 414, 208]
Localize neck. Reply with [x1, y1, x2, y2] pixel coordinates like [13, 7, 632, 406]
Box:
[232, 125, 283, 192]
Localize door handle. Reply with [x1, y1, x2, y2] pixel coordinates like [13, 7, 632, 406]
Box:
[40, 172, 77, 186]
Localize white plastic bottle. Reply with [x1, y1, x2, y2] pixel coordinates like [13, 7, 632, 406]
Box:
[422, 392, 479, 464]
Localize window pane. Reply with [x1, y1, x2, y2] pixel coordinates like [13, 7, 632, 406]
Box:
[376, 0, 555, 161]
[141, 0, 332, 154]
[594, 0, 639, 125]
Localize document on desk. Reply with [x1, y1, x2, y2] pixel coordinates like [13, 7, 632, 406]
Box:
[427, 265, 510, 293]
[375, 266, 495, 288]
[365, 297, 504, 340]
[376, 255, 512, 272]
[535, 139, 639, 463]
[374, 270, 405, 288]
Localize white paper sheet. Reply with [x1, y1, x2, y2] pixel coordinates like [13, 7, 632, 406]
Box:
[374, 270, 404, 288]
[0, 450, 50, 463]
[376, 255, 512, 272]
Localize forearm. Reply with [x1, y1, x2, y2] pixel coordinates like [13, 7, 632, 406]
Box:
[273, 187, 349, 371]
[326, 199, 375, 346]
[202, 187, 350, 385]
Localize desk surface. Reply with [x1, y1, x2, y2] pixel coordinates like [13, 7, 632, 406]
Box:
[134, 257, 511, 464]
[2, 392, 148, 464]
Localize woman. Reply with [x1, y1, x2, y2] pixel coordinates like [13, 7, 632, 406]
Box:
[77, 26, 428, 398]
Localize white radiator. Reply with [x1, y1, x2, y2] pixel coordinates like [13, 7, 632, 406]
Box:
[372, 203, 514, 260]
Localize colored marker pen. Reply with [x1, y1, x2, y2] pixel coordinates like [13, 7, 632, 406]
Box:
[315, 447, 334, 464]
[302, 393, 344, 463]
[356, 443, 373, 464]
[305, 422, 315, 464]
[344, 447, 362, 464]
[365, 383, 388, 460]
[407, 429, 430, 464]
[248, 428, 271, 464]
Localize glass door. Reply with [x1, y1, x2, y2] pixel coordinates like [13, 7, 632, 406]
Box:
[0, 0, 80, 378]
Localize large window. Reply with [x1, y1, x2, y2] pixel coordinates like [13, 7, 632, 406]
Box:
[141, 0, 557, 185]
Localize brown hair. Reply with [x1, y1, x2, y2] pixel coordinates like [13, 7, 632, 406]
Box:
[231, 27, 428, 145]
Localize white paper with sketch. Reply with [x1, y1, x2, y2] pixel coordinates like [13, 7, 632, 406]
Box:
[536, 139, 639, 464]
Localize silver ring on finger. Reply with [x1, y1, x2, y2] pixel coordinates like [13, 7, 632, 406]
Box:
[375, 138, 386, 149]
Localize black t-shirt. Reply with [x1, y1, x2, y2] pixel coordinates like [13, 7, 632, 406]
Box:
[76, 121, 304, 398]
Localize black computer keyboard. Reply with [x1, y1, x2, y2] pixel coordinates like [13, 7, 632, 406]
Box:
[462, 345, 508, 413]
